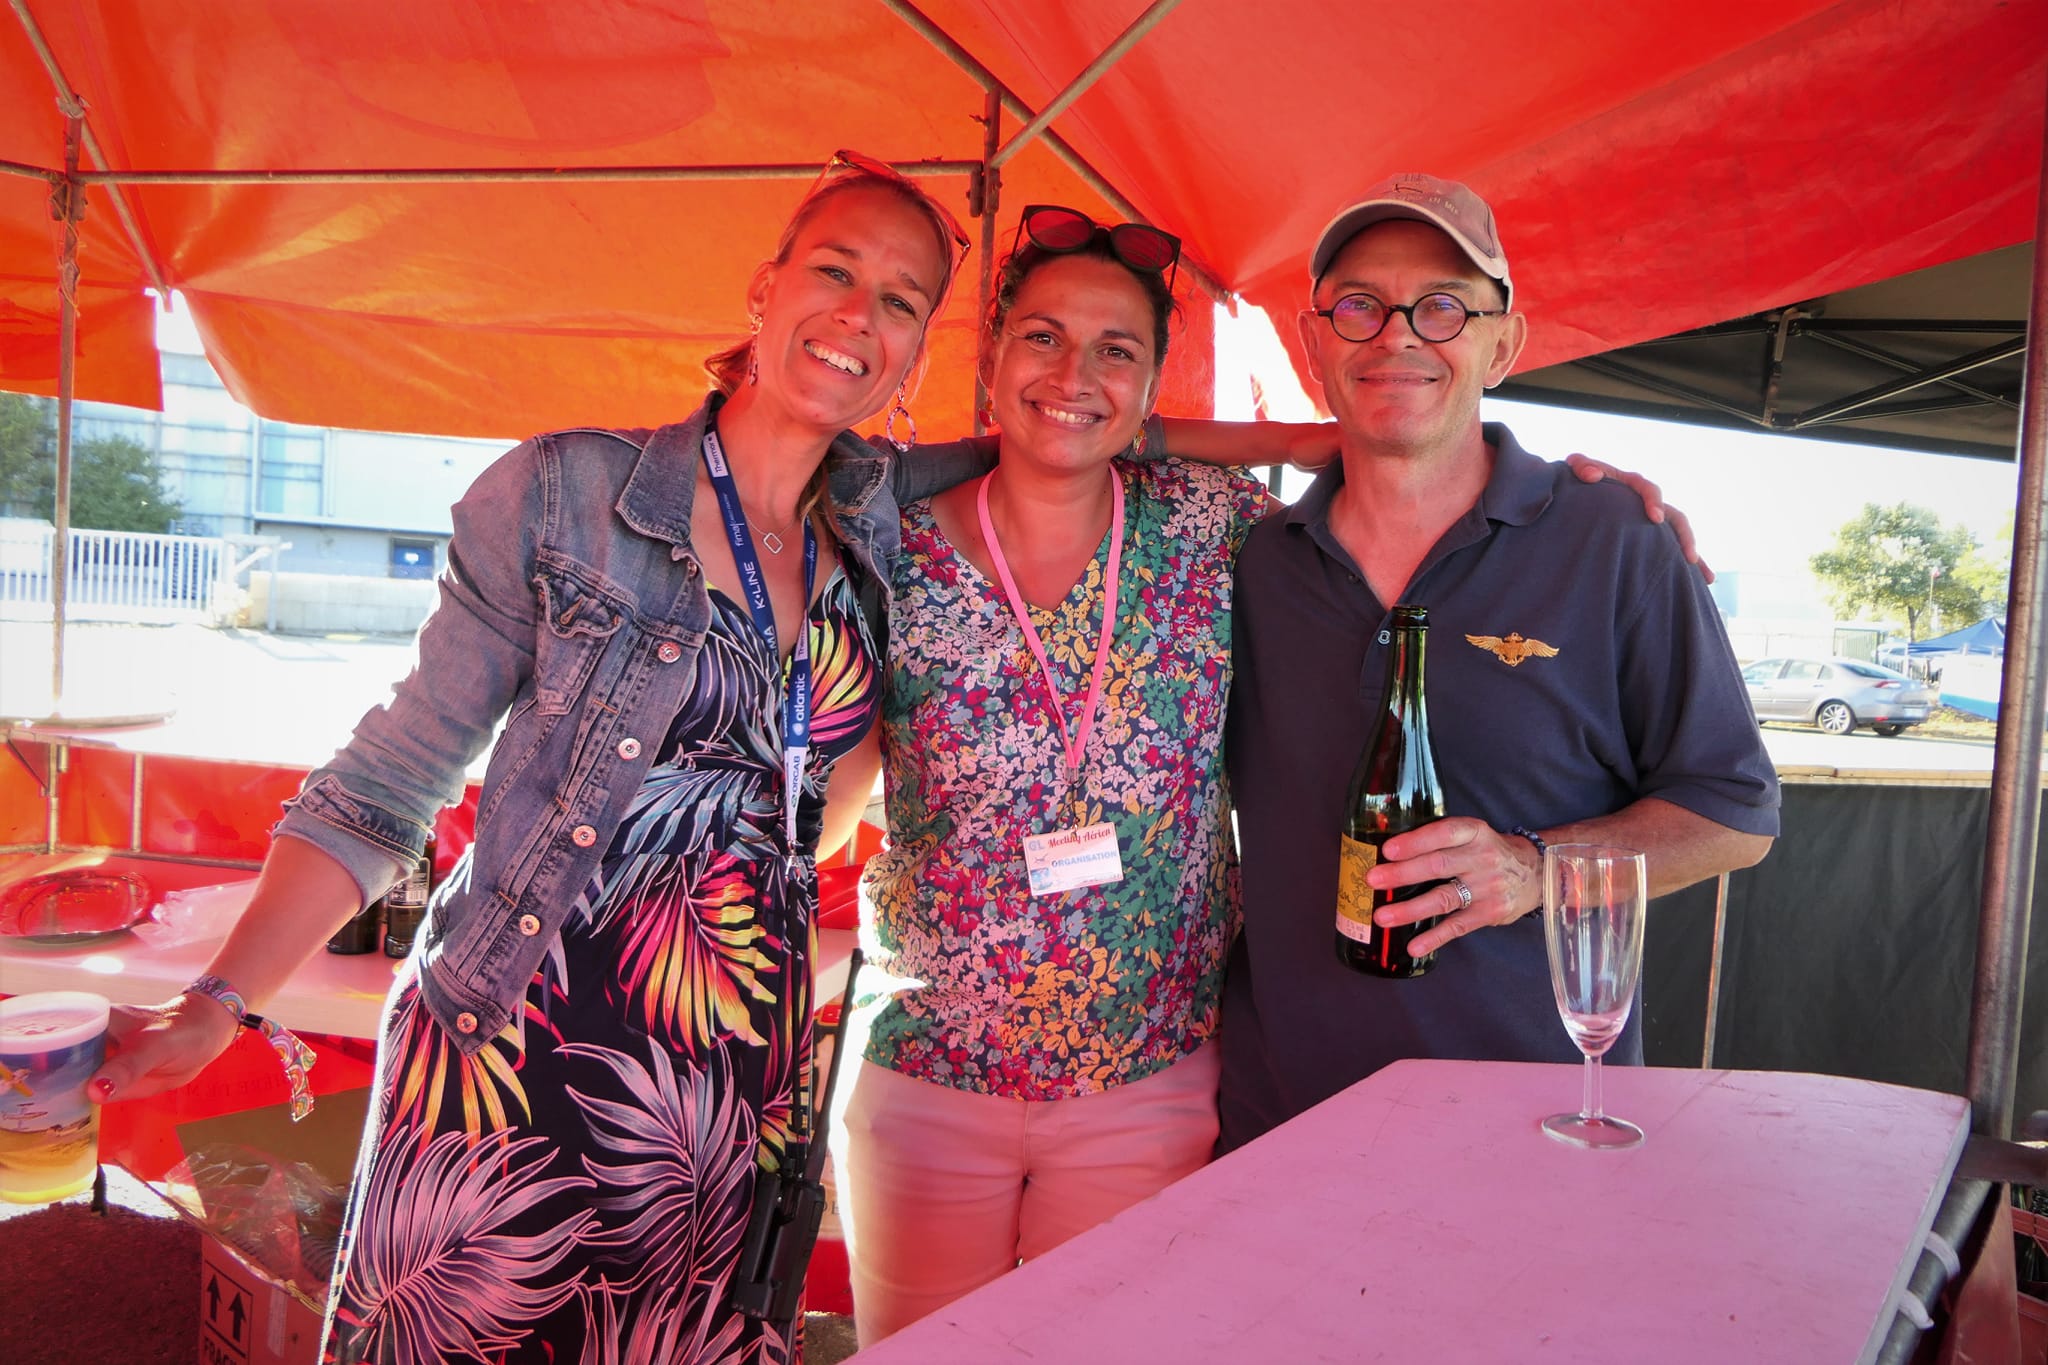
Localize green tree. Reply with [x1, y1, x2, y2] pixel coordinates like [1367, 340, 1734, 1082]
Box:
[0, 391, 55, 516]
[58, 434, 184, 533]
[0, 391, 183, 533]
[1809, 502, 1984, 643]
[1954, 512, 2013, 620]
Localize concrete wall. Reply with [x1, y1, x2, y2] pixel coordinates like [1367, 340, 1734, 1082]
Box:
[239, 571, 437, 637]
[257, 524, 447, 578]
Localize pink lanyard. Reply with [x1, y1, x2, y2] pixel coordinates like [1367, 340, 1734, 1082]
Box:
[976, 470, 1124, 782]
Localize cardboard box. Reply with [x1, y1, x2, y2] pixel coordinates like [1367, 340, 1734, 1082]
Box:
[168, 1087, 370, 1365]
[199, 1232, 325, 1365]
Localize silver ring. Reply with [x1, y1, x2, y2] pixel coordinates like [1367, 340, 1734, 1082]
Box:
[1451, 878, 1474, 910]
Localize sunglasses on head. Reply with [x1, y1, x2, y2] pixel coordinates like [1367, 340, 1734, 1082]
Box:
[1014, 205, 1181, 291]
[813, 148, 974, 269]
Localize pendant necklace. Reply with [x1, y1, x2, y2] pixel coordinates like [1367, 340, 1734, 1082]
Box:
[747, 510, 799, 555]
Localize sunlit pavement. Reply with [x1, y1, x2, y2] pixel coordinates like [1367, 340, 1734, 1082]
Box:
[1758, 722, 2002, 777]
[1, 619, 421, 769]
[0, 619, 2019, 779]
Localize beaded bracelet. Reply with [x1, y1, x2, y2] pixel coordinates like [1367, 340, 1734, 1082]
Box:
[1511, 825, 1548, 858]
[186, 974, 318, 1121]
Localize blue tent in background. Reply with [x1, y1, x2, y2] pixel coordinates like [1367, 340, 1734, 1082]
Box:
[1899, 618, 2007, 656]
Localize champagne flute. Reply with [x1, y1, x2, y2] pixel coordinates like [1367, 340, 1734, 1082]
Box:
[1540, 844, 1648, 1149]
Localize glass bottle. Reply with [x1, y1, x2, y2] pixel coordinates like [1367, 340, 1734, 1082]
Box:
[381, 831, 437, 959]
[1335, 604, 1446, 978]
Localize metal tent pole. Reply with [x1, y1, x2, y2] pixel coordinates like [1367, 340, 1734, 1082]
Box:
[989, 0, 1188, 170]
[8, 0, 172, 301]
[0, 157, 984, 187]
[47, 109, 82, 710]
[879, 0, 1226, 304]
[1963, 72, 2048, 1142]
[972, 89, 1002, 435]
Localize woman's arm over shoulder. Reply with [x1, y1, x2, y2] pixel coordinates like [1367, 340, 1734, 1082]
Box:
[274, 436, 549, 903]
[869, 431, 1001, 503]
[1563, 453, 1709, 581]
[1158, 417, 1338, 472]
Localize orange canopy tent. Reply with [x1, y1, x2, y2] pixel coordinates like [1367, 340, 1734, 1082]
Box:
[2, 7, 2046, 1351]
[0, 0, 2039, 443]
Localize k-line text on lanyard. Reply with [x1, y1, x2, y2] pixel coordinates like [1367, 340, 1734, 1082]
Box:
[701, 421, 815, 870]
[978, 470, 1127, 896]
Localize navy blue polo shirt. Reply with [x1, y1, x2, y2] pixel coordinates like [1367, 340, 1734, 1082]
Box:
[1218, 423, 1779, 1150]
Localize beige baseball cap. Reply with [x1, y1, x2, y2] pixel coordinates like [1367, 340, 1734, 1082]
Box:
[1309, 173, 1512, 309]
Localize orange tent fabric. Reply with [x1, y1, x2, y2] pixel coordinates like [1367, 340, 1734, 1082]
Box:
[0, 1, 2039, 442]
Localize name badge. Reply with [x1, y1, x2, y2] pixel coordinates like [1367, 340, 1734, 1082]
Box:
[1022, 822, 1124, 897]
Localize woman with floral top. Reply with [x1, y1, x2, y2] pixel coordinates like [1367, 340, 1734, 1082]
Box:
[829, 208, 1270, 1344]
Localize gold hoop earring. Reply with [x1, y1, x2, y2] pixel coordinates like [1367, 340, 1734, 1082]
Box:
[886, 385, 918, 452]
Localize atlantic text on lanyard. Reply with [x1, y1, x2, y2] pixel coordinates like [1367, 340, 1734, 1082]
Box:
[701, 424, 816, 868]
[976, 470, 1126, 897]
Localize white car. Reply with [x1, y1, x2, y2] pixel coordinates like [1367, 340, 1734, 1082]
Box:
[1740, 656, 1938, 736]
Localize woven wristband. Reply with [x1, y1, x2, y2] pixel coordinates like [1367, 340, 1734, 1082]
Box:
[186, 974, 318, 1121]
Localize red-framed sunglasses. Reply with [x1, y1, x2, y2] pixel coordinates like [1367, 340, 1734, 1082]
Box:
[814, 148, 973, 269]
[1014, 204, 1182, 292]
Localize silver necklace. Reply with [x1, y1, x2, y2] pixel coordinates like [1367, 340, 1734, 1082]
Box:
[747, 510, 799, 555]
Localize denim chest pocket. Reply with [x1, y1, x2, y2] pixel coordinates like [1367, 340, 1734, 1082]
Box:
[533, 564, 630, 716]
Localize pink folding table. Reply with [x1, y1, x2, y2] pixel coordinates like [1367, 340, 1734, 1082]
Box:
[851, 1060, 1971, 1364]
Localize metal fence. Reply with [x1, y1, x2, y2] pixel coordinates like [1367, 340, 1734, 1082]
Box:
[0, 522, 234, 623]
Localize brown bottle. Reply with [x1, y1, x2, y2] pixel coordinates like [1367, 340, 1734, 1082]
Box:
[326, 898, 382, 955]
[1334, 604, 1446, 978]
[381, 831, 437, 959]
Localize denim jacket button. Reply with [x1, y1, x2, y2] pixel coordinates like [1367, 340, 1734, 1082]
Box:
[657, 642, 683, 663]
[517, 914, 542, 936]
[571, 824, 598, 847]
[617, 737, 642, 760]
[455, 1011, 479, 1034]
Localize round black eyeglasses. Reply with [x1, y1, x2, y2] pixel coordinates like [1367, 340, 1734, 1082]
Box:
[1312, 291, 1505, 344]
[1015, 204, 1181, 291]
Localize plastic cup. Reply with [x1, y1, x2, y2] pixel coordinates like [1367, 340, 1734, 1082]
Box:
[0, 990, 111, 1203]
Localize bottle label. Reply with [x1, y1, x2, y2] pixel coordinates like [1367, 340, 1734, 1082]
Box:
[1335, 836, 1378, 943]
[386, 863, 430, 911]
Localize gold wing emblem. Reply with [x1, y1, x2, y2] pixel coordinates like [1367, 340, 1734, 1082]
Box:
[1465, 632, 1560, 667]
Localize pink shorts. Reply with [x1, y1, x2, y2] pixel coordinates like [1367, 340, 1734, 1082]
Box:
[831, 1044, 1220, 1345]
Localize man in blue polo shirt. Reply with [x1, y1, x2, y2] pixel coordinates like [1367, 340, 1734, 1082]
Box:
[1217, 174, 1780, 1151]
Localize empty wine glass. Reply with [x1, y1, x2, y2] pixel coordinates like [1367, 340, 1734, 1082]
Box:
[1540, 844, 1648, 1149]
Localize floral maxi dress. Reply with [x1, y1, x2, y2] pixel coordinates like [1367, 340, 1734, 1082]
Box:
[322, 564, 881, 1365]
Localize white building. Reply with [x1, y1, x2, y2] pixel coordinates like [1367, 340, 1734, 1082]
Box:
[76, 332, 509, 580]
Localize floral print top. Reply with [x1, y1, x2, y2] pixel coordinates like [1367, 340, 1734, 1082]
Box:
[860, 459, 1268, 1100]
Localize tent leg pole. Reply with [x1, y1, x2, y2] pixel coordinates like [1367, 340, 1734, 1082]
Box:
[1964, 66, 2048, 1141]
[48, 110, 83, 712]
[971, 88, 1001, 436]
[1701, 871, 1731, 1068]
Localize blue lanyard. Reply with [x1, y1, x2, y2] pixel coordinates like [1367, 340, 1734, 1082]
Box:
[700, 422, 816, 864]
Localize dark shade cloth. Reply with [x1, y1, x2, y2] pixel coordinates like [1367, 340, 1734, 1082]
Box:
[1644, 781, 2046, 1118]
[1219, 423, 1778, 1151]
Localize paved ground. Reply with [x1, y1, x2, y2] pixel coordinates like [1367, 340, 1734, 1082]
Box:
[3, 620, 435, 771]
[1759, 720, 2003, 778]
[1, 619, 2014, 779]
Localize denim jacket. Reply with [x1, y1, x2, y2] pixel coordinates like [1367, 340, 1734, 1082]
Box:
[273, 395, 1013, 1054]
